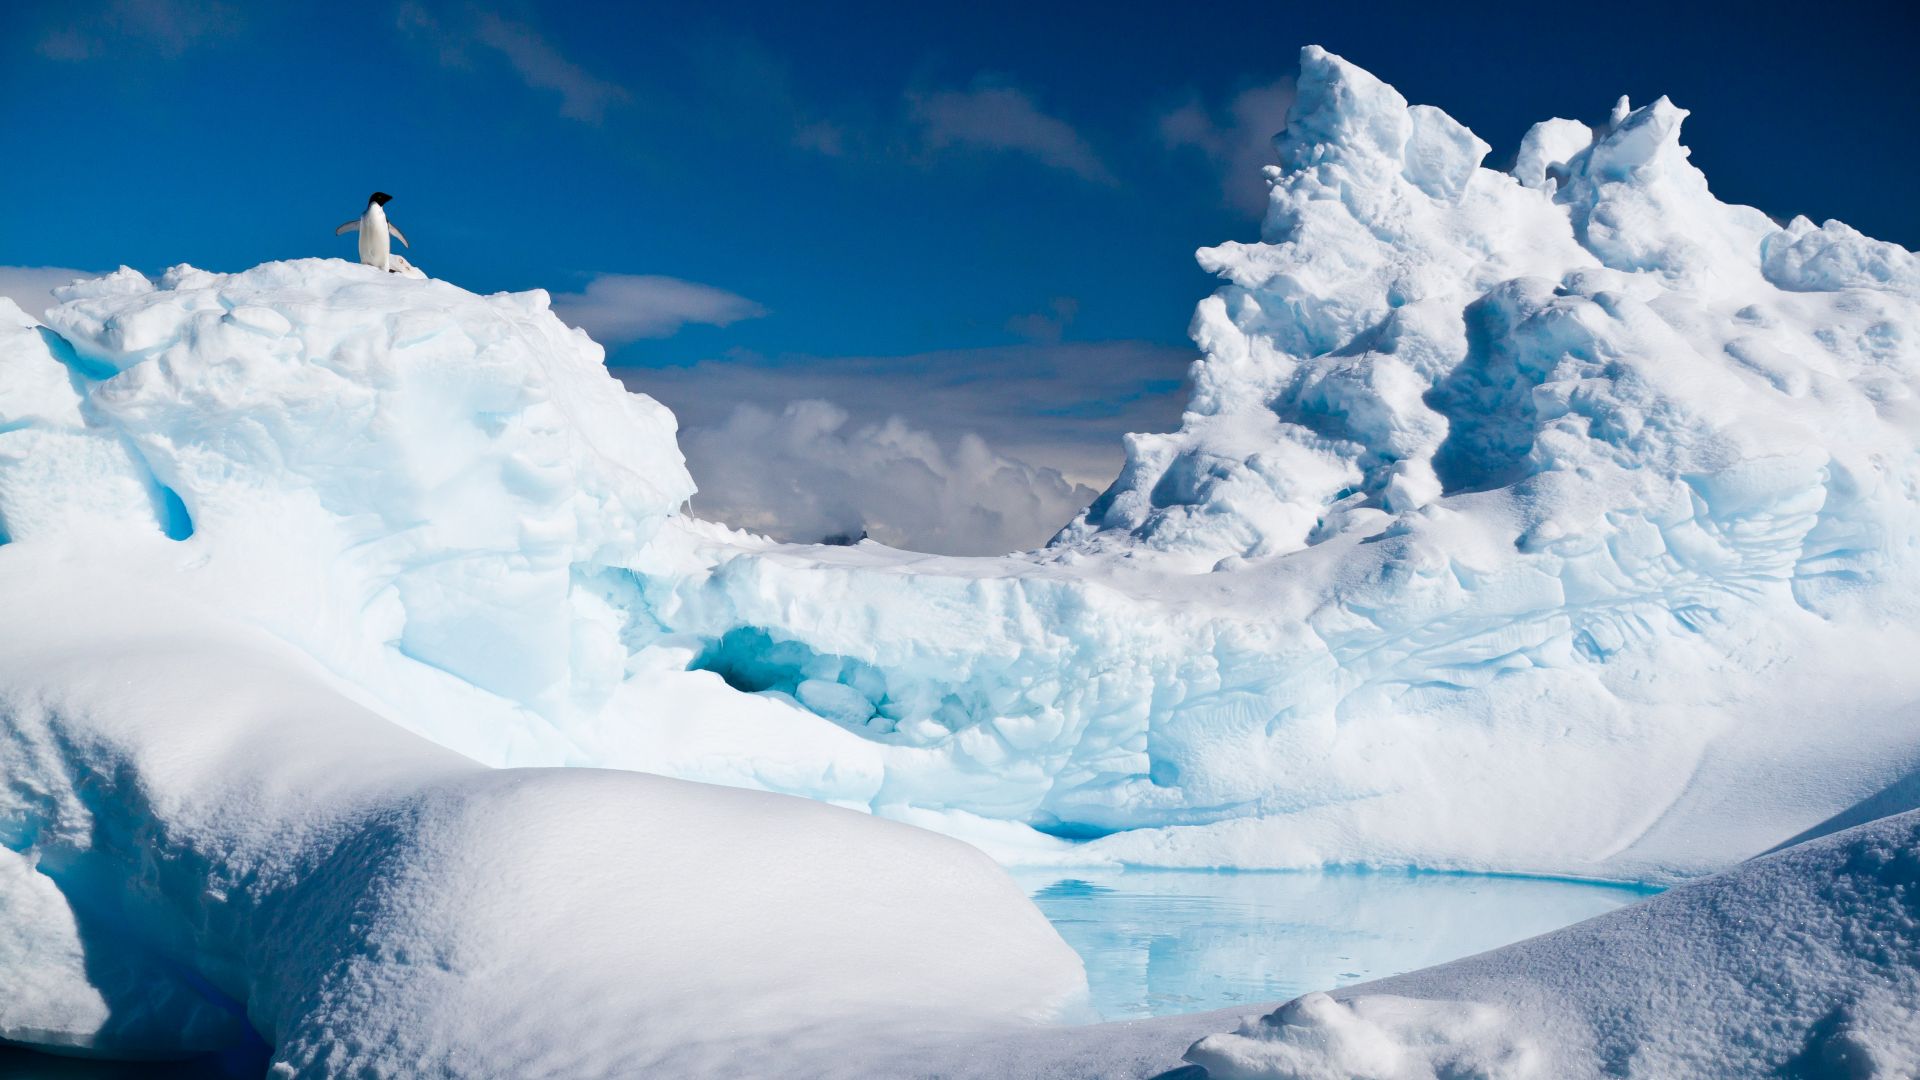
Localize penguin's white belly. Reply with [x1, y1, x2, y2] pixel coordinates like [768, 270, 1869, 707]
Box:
[358, 211, 391, 270]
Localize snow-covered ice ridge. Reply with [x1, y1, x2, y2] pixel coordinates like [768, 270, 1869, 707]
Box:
[6, 46, 1920, 889]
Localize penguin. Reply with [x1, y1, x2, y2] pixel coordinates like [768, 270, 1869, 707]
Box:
[334, 192, 410, 272]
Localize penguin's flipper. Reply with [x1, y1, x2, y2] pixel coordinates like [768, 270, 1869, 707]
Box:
[387, 223, 409, 249]
[334, 220, 361, 235]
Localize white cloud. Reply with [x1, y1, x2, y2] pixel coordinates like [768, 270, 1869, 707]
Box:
[1159, 77, 1297, 215]
[681, 400, 1101, 556]
[649, 326, 1186, 559]
[909, 84, 1114, 184]
[0, 266, 101, 321]
[626, 337, 1193, 555]
[36, 0, 244, 61]
[551, 274, 766, 345]
[625, 338, 1192, 499]
[398, 4, 630, 124]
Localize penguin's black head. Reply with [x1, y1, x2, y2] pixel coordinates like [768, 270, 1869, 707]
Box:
[368, 192, 393, 206]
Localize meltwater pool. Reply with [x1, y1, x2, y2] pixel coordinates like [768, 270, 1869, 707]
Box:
[1011, 866, 1656, 1021]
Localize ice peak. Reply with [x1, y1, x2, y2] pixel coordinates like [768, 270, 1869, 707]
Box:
[1282, 45, 1414, 169]
[1587, 95, 1690, 179]
[1554, 93, 1780, 280]
[1279, 46, 1490, 206]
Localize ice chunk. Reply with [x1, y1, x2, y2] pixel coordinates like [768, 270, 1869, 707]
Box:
[1402, 104, 1489, 203]
[1280, 45, 1415, 171]
[1511, 117, 1593, 191]
[1762, 215, 1920, 295]
[1552, 96, 1780, 281]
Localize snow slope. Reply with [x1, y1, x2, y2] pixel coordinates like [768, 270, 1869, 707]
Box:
[1184, 806, 1920, 1079]
[30, 259, 689, 739]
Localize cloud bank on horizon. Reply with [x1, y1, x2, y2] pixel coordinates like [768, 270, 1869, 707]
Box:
[626, 339, 1190, 553]
[0, 266, 100, 320]
[679, 400, 1100, 554]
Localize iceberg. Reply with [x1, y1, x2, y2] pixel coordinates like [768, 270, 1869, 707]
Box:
[1, 42, 1917, 1076]
[612, 46, 1920, 881]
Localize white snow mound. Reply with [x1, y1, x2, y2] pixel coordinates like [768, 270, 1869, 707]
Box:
[1, 259, 1088, 1069]
[35, 258, 691, 724]
[0, 550, 1086, 1070]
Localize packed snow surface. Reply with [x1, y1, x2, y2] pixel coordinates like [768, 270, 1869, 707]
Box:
[2, 40, 1918, 1075]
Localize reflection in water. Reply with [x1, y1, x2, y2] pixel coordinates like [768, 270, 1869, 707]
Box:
[1013, 867, 1657, 1020]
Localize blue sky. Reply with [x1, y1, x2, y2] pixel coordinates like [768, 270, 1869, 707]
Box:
[3, 0, 1915, 550]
